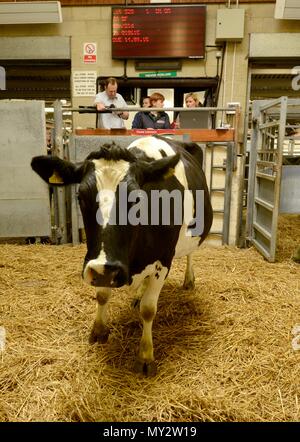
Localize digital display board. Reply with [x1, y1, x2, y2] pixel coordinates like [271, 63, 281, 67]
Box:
[112, 6, 206, 59]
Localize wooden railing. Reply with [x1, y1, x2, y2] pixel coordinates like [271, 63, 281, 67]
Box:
[74, 128, 235, 142]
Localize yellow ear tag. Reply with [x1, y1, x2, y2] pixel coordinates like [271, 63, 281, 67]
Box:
[163, 167, 175, 180]
[49, 170, 64, 184]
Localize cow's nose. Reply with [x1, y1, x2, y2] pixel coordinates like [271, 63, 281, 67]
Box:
[89, 263, 128, 288]
[106, 263, 128, 287]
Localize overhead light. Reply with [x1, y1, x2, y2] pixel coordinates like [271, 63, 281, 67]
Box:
[0, 1, 63, 24]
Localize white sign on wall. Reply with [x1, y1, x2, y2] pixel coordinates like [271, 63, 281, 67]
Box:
[73, 71, 97, 97]
[83, 42, 97, 64]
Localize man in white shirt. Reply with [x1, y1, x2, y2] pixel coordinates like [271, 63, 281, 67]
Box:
[94, 77, 129, 129]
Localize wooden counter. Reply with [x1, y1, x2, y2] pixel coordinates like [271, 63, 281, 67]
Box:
[74, 128, 235, 142]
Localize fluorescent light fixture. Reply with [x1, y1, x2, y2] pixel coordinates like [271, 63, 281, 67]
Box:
[0, 1, 62, 24]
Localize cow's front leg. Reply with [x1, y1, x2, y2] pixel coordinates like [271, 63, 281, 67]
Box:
[134, 265, 168, 376]
[130, 277, 150, 310]
[183, 253, 195, 289]
[89, 287, 111, 344]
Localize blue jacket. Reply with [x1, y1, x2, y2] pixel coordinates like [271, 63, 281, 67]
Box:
[132, 111, 171, 129]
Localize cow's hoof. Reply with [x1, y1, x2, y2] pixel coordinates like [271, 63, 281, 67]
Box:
[183, 278, 195, 290]
[89, 325, 110, 344]
[133, 359, 157, 377]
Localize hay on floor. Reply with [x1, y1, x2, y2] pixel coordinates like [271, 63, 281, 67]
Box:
[0, 215, 299, 422]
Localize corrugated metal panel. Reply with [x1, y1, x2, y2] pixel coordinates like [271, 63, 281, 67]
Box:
[0, 60, 71, 100]
[251, 72, 300, 100]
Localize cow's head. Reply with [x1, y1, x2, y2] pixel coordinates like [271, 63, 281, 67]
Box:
[31, 143, 180, 288]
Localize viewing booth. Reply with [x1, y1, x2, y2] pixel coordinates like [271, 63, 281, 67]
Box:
[59, 103, 241, 248]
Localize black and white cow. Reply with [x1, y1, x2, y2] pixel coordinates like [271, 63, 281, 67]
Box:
[31, 135, 213, 375]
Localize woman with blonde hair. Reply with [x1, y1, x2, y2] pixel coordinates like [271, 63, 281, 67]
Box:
[172, 93, 202, 128]
[184, 92, 201, 108]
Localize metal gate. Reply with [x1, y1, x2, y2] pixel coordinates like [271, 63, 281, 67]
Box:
[206, 141, 234, 245]
[246, 97, 288, 262]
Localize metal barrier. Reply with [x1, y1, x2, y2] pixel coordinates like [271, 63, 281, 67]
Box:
[246, 97, 300, 262]
[207, 141, 235, 245]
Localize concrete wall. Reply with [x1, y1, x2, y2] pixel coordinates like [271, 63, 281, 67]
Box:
[0, 100, 51, 238]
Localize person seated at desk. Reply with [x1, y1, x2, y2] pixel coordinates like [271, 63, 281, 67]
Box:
[132, 92, 171, 129]
[94, 77, 129, 129]
[172, 92, 202, 129]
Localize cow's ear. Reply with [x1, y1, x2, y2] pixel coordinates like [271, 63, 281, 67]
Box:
[31, 156, 83, 186]
[141, 154, 180, 183]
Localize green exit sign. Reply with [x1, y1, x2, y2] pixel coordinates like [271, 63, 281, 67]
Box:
[139, 71, 177, 78]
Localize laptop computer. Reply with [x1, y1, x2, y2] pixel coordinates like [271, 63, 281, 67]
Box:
[179, 110, 212, 129]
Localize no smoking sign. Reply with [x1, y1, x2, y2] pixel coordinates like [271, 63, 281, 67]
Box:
[83, 42, 97, 64]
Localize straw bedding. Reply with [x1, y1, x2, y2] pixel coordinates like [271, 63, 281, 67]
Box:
[0, 215, 299, 422]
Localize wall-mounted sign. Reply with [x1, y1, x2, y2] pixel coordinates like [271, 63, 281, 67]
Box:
[83, 42, 97, 64]
[139, 71, 177, 78]
[112, 6, 206, 59]
[73, 71, 97, 96]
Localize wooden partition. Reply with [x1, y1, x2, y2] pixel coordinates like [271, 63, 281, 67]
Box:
[74, 128, 235, 143]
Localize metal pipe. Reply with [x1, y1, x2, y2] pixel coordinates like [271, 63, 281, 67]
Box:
[53, 99, 68, 245]
[223, 142, 233, 245]
[62, 106, 238, 113]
